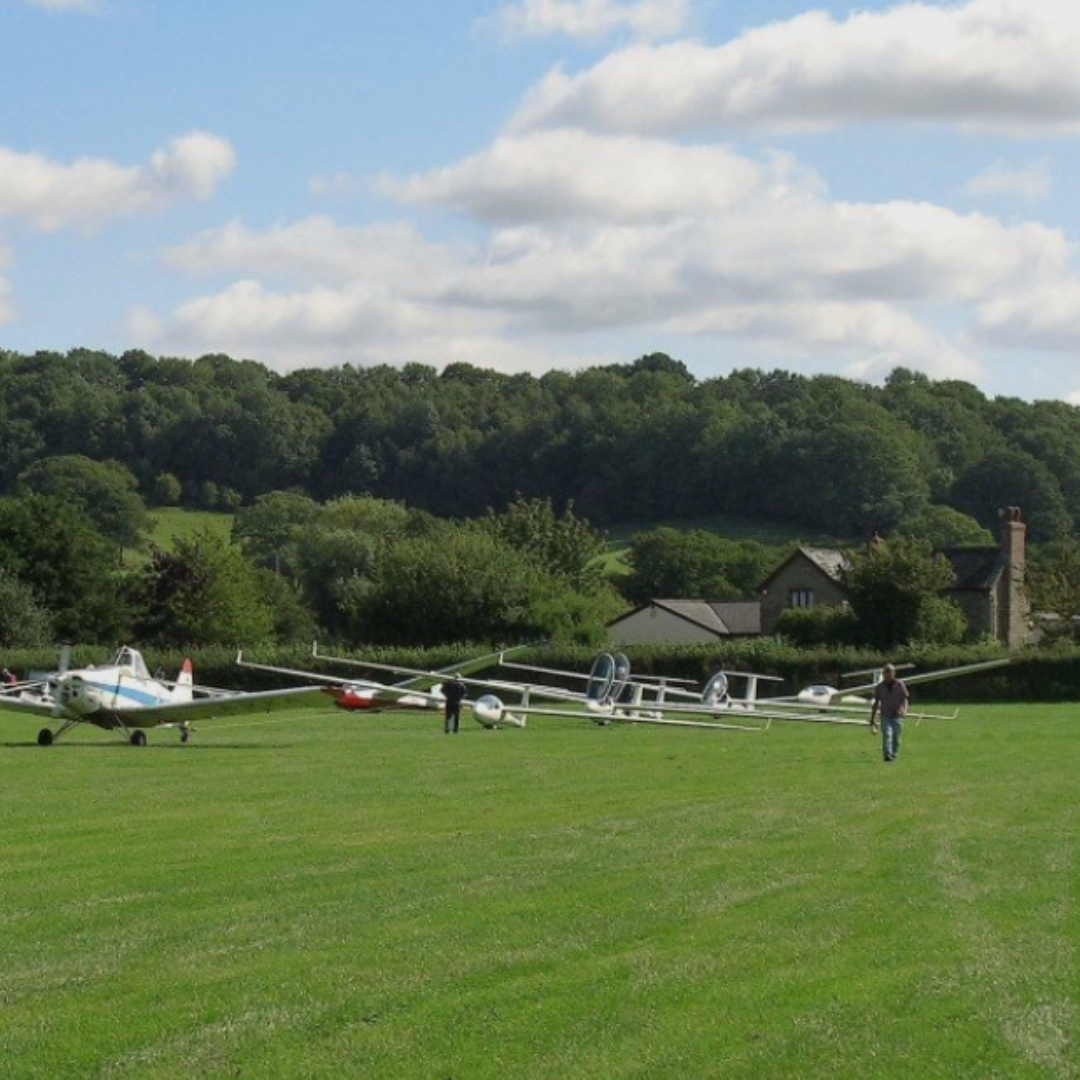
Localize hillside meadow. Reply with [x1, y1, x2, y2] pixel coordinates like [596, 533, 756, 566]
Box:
[0, 700, 1076, 1079]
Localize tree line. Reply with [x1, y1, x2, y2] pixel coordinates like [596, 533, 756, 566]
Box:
[4, 348, 1080, 541]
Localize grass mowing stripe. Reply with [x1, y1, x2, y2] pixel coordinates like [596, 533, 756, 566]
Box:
[0, 704, 1076, 1078]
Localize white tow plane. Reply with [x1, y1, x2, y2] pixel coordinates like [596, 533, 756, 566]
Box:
[0, 646, 330, 746]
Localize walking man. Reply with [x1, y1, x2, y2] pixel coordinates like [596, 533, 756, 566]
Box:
[443, 672, 467, 735]
[870, 663, 909, 762]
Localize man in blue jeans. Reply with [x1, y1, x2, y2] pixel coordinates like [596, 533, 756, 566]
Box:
[870, 664, 909, 762]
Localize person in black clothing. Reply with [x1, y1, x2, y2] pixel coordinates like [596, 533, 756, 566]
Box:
[443, 673, 467, 734]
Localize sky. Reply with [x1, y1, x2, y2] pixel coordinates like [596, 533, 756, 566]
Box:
[3, 0, 1080, 401]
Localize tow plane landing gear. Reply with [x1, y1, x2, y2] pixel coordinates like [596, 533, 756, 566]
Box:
[36, 720, 78, 746]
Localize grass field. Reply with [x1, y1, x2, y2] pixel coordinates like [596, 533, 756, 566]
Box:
[1, 703, 1076, 1079]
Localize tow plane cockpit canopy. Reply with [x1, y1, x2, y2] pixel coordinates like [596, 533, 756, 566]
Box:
[112, 646, 152, 680]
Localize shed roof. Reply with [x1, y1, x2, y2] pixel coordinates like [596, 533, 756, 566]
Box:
[609, 599, 762, 637]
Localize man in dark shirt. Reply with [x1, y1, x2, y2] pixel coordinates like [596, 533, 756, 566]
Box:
[870, 664, 909, 762]
[442, 673, 468, 735]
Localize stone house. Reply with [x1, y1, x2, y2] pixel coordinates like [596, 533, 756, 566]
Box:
[937, 506, 1029, 649]
[757, 546, 851, 634]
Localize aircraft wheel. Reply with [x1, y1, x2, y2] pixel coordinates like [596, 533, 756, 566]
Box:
[37, 728, 53, 747]
[130, 730, 147, 747]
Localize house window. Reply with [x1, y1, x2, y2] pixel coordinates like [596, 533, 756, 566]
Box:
[789, 589, 814, 609]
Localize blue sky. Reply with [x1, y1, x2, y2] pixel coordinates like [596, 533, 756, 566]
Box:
[3, 0, 1080, 401]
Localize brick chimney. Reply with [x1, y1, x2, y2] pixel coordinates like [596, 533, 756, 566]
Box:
[1000, 506, 1029, 649]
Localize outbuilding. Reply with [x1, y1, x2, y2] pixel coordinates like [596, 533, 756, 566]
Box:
[607, 599, 762, 646]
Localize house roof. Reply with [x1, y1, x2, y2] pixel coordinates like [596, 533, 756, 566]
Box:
[609, 599, 762, 637]
[758, 546, 850, 592]
[937, 546, 1007, 592]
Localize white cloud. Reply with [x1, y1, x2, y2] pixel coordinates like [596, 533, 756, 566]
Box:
[165, 217, 464, 289]
[512, 0, 1080, 136]
[382, 130, 765, 224]
[0, 132, 235, 232]
[975, 282, 1080, 352]
[138, 129, 1080, 381]
[963, 160, 1052, 202]
[489, 0, 691, 41]
[129, 279, 565, 373]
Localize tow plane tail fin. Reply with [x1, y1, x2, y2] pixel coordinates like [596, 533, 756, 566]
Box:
[172, 658, 194, 703]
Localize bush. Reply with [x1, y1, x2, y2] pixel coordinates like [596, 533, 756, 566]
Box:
[776, 606, 858, 647]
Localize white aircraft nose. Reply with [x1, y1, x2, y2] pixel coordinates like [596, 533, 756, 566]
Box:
[57, 677, 95, 716]
[472, 694, 504, 726]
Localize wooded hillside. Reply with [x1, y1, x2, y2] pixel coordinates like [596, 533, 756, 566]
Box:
[3, 348, 1078, 541]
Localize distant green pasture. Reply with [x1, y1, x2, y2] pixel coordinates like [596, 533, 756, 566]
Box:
[599, 513, 857, 577]
[147, 507, 235, 551]
[0, 702, 1076, 1078]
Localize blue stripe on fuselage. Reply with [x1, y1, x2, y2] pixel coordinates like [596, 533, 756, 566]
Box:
[81, 679, 169, 707]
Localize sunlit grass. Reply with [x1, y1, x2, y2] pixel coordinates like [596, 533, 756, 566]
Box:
[148, 508, 234, 551]
[1, 702, 1076, 1078]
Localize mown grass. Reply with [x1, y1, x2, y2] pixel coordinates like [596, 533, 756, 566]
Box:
[0, 703, 1076, 1079]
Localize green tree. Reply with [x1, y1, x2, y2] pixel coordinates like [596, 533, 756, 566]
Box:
[481, 496, 606, 587]
[18, 455, 149, 550]
[623, 528, 777, 606]
[0, 494, 128, 641]
[132, 530, 273, 646]
[841, 538, 963, 649]
[951, 449, 1070, 542]
[293, 527, 380, 633]
[346, 529, 611, 646]
[892, 504, 993, 548]
[0, 569, 53, 647]
[233, 490, 321, 573]
[1028, 540, 1080, 617]
[151, 472, 182, 507]
[256, 569, 318, 643]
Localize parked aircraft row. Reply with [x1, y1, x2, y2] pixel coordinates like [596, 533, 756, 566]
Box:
[241, 646, 1008, 733]
[0, 643, 1008, 746]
